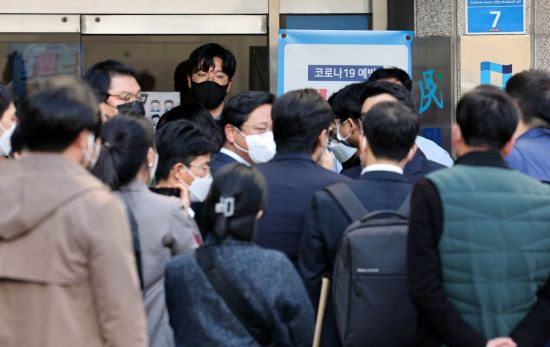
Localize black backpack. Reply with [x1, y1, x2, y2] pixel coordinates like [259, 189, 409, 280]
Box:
[325, 183, 417, 347]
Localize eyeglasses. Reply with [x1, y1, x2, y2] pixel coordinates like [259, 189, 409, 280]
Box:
[108, 91, 147, 103]
[191, 70, 229, 85]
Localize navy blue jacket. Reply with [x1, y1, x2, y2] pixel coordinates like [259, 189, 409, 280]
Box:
[165, 238, 314, 347]
[210, 151, 238, 175]
[340, 149, 445, 184]
[255, 153, 350, 264]
[298, 170, 413, 347]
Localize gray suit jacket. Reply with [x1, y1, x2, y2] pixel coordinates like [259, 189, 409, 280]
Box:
[117, 179, 199, 347]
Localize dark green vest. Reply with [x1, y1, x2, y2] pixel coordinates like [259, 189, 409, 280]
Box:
[428, 165, 550, 339]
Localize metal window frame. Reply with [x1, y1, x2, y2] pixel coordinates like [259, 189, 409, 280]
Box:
[0, 0, 268, 14]
[0, 15, 80, 33]
[81, 15, 267, 35]
[280, 0, 372, 14]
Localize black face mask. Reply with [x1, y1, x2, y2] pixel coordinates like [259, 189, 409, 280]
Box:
[117, 100, 145, 116]
[191, 81, 228, 110]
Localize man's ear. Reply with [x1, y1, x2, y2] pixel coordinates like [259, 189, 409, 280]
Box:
[74, 130, 89, 151]
[146, 147, 155, 167]
[226, 80, 232, 93]
[318, 129, 328, 148]
[225, 124, 236, 144]
[406, 144, 418, 162]
[452, 123, 463, 147]
[256, 209, 264, 220]
[358, 135, 368, 154]
[172, 162, 185, 180]
[501, 137, 516, 157]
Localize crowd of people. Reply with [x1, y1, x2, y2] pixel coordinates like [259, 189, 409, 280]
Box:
[0, 42, 549, 347]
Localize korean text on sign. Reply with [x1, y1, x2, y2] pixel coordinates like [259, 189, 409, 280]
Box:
[308, 65, 383, 82]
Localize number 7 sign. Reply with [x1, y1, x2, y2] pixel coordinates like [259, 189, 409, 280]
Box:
[466, 0, 525, 35]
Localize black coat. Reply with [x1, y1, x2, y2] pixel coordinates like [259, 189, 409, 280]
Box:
[340, 149, 445, 184]
[255, 152, 350, 265]
[210, 151, 238, 175]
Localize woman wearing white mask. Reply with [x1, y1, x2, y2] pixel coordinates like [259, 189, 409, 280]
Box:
[0, 83, 16, 158]
[92, 115, 200, 347]
[210, 91, 277, 174]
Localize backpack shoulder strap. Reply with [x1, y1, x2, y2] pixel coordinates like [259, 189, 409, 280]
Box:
[325, 183, 368, 222]
[195, 249, 273, 346]
[396, 191, 412, 217]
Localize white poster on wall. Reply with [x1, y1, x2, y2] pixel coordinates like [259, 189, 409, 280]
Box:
[278, 30, 414, 99]
[142, 91, 181, 128]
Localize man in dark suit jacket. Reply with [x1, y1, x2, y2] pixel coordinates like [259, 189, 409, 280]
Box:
[298, 101, 420, 347]
[339, 81, 447, 182]
[255, 89, 350, 265]
[211, 91, 276, 174]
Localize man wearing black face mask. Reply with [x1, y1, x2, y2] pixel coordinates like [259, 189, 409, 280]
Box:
[84, 59, 146, 122]
[186, 43, 236, 120]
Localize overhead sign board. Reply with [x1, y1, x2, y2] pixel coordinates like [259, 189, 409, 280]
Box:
[277, 30, 413, 98]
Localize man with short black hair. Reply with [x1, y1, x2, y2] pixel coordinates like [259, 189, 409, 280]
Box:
[211, 91, 276, 173]
[407, 85, 550, 347]
[327, 82, 368, 171]
[83, 59, 145, 121]
[369, 66, 413, 92]
[0, 76, 147, 346]
[299, 101, 419, 347]
[505, 69, 550, 183]
[152, 120, 217, 235]
[186, 43, 236, 119]
[339, 81, 446, 182]
[368, 68, 454, 166]
[153, 119, 217, 203]
[255, 89, 350, 265]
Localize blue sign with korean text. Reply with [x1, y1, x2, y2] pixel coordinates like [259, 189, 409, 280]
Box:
[277, 30, 413, 97]
[466, 0, 524, 34]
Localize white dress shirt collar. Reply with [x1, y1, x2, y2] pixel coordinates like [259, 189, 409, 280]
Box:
[220, 147, 251, 166]
[361, 163, 404, 175]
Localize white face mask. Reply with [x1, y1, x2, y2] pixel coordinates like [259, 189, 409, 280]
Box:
[0, 123, 15, 157]
[183, 166, 213, 202]
[234, 127, 277, 164]
[83, 133, 101, 170]
[329, 140, 357, 164]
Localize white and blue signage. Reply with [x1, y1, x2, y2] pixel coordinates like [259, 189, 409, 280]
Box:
[278, 30, 413, 97]
[466, 0, 524, 34]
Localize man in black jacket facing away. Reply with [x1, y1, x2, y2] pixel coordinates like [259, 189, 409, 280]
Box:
[298, 101, 419, 347]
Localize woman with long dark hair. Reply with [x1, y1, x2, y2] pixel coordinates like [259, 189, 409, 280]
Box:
[93, 115, 199, 347]
[165, 163, 314, 347]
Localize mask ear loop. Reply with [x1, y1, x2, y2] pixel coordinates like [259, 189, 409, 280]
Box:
[232, 126, 250, 154]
